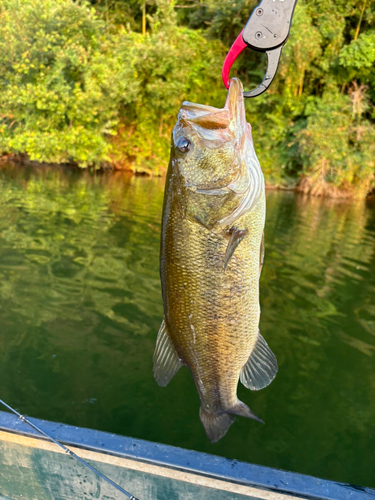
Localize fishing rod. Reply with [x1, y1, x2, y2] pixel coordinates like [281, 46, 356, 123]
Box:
[0, 399, 139, 500]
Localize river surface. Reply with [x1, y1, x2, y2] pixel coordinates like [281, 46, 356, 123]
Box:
[0, 163, 374, 488]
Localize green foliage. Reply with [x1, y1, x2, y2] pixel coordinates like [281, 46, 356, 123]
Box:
[298, 89, 375, 196]
[0, 0, 133, 165]
[340, 30, 375, 70]
[110, 22, 224, 172]
[0, 0, 374, 196]
[0, 0, 224, 172]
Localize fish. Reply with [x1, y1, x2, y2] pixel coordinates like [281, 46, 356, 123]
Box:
[153, 78, 278, 443]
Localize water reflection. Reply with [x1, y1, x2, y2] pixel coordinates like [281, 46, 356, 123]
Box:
[0, 164, 373, 488]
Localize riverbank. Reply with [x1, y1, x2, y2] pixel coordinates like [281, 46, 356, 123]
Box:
[2, 154, 373, 200]
[0, 0, 374, 199]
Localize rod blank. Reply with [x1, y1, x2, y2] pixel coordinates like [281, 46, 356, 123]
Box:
[0, 399, 139, 500]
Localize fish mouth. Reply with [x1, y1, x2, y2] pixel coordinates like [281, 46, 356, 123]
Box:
[179, 78, 245, 141]
[175, 79, 263, 228]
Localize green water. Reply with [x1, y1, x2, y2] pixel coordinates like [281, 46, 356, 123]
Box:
[0, 163, 374, 488]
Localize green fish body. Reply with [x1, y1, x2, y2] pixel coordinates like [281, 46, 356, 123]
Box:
[153, 79, 278, 443]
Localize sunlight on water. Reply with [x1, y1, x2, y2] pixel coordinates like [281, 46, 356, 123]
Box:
[0, 163, 374, 488]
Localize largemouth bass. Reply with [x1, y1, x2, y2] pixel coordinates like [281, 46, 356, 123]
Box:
[153, 78, 278, 443]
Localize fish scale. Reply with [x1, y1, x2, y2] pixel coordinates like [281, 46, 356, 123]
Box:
[154, 78, 278, 442]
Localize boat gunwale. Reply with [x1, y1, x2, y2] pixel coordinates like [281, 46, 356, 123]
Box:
[0, 410, 373, 500]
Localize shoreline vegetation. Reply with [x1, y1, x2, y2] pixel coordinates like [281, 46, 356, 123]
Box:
[0, 0, 374, 198]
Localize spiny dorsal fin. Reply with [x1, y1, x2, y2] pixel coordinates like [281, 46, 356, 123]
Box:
[240, 331, 278, 391]
[224, 228, 248, 270]
[153, 318, 182, 387]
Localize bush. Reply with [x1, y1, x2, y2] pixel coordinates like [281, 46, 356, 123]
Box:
[110, 4, 225, 172]
[0, 0, 224, 171]
[298, 90, 375, 197]
[0, 0, 132, 165]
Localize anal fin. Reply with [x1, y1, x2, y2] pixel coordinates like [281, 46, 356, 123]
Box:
[153, 318, 182, 387]
[240, 331, 278, 391]
[224, 228, 248, 270]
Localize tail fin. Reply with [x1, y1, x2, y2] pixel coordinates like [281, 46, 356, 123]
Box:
[199, 407, 235, 443]
[228, 400, 264, 424]
[199, 400, 263, 443]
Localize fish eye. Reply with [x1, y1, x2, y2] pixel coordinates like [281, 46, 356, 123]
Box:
[176, 137, 191, 153]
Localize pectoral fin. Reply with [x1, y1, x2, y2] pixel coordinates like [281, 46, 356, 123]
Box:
[240, 331, 278, 391]
[224, 228, 248, 270]
[153, 318, 182, 387]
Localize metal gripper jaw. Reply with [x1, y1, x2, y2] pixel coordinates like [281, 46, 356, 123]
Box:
[222, 0, 298, 98]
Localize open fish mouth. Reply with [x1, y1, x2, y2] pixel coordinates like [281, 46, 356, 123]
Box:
[174, 78, 262, 227]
